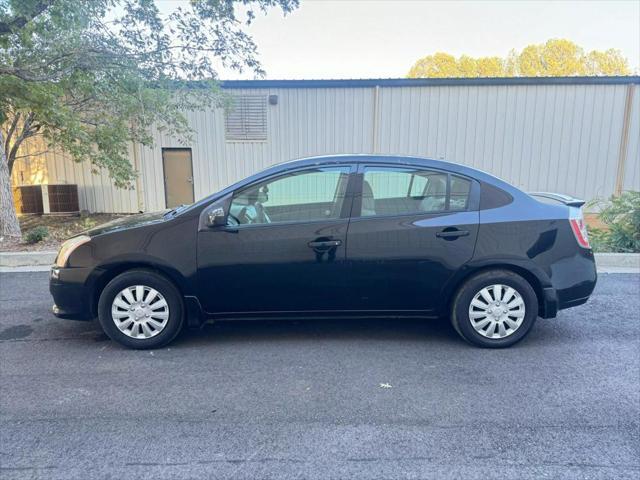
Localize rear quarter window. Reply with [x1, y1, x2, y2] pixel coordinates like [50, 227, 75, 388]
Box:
[480, 182, 513, 210]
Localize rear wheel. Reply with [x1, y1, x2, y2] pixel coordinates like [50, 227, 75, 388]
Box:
[451, 270, 538, 348]
[98, 269, 184, 349]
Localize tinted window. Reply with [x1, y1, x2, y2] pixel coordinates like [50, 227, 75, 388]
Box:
[361, 167, 472, 217]
[450, 175, 471, 211]
[479, 182, 513, 210]
[229, 167, 350, 225]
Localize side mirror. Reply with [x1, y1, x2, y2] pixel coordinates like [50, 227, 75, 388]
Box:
[205, 206, 227, 227]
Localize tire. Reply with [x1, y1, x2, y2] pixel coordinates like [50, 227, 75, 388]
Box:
[451, 269, 538, 348]
[97, 269, 184, 349]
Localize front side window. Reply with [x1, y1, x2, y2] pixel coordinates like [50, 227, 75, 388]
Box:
[229, 167, 350, 226]
[361, 167, 471, 217]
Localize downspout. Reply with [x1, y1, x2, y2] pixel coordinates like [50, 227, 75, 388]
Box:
[614, 84, 635, 196]
[372, 85, 381, 154]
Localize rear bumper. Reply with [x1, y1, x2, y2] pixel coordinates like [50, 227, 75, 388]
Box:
[537, 249, 597, 318]
[540, 287, 558, 319]
[50, 266, 94, 320]
[552, 249, 598, 314]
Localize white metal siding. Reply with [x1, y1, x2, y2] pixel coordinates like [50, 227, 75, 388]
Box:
[12, 82, 639, 213]
[375, 84, 633, 201]
[135, 87, 375, 211]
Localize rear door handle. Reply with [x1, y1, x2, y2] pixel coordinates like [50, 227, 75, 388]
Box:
[308, 239, 342, 249]
[436, 229, 469, 239]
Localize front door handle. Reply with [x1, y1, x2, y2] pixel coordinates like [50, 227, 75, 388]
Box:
[436, 229, 470, 239]
[308, 239, 342, 250]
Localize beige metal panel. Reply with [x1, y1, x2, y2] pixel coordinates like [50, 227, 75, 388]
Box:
[137, 87, 376, 212]
[11, 138, 138, 213]
[12, 81, 638, 213]
[45, 148, 138, 214]
[10, 137, 49, 186]
[376, 84, 631, 202]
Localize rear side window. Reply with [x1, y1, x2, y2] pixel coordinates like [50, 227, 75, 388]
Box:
[480, 182, 513, 210]
[450, 175, 471, 210]
[361, 167, 472, 217]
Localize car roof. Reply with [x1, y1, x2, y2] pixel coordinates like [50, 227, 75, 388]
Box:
[269, 154, 512, 187]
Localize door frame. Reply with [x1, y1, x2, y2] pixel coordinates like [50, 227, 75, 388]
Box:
[161, 147, 195, 208]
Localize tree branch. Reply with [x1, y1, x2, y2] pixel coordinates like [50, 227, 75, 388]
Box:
[7, 113, 35, 174]
[4, 113, 20, 159]
[0, 0, 54, 35]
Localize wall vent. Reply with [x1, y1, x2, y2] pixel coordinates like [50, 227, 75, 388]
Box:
[225, 95, 267, 141]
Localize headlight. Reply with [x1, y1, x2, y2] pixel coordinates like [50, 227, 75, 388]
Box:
[55, 235, 91, 267]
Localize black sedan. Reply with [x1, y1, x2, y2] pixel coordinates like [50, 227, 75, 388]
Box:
[50, 155, 597, 349]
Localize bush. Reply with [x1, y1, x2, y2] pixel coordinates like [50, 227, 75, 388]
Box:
[588, 191, 640, 253]
[24, 226, 49, 244]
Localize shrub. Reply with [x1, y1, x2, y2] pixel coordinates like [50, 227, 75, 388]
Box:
[587, 191, 640, 253]
[24, 226, 49, 244]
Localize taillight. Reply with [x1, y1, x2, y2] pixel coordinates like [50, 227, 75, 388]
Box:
[569, 208, 590, 249]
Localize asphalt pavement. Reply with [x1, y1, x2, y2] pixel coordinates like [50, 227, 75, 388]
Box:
[0, 271, 638, 480]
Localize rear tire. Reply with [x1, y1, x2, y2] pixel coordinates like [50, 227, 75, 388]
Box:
[451, 269, 538, 348]
[98, 269, 184, 349]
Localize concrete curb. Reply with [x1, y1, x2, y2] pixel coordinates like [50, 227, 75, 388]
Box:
[1, 250, 639, 271]
[0, 251, 57, 267]
[595, 253, 640, 269]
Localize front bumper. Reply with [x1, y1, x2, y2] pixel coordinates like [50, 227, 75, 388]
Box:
[50, 266, 94, 320]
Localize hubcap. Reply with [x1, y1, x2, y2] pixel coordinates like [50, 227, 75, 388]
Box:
[468, 284, 526, 339]
[111, 285, 169, 339]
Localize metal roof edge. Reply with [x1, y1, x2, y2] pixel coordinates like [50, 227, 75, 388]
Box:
[220, 76, 640, 89]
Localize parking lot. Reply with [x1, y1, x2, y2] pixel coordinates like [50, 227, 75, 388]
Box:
[0, 271, 638, 479]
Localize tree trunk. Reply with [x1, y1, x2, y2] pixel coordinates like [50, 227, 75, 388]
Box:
[0, 129, 21, 238]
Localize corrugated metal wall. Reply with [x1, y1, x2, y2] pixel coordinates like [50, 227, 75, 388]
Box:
[11, 137, 138, 213]
[12, 80, 640, 213]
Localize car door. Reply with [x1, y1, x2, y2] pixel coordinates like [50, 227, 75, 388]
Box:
[346, 163, 480, 314]
[197, 164, 355, 314]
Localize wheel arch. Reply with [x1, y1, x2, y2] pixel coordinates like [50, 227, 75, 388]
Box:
[88, 261, 187, 320]
[442, 263, 549, 318]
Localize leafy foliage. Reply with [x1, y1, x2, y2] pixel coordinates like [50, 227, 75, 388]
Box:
[1, 0, 298, 184]
[0, 0, 298, 237]
[24, 225, 48, 244]
[408, 39, 631, 78]
[588, 192, 640, 253]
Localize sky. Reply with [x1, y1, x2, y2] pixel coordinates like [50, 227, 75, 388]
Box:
[161, 0, 640, 79]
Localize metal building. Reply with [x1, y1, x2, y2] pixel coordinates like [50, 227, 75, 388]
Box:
[12, 76, 640, 213]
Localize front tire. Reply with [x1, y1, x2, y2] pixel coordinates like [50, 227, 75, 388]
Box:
[451, 270, 538, 348]
[98, 269, 184, 349]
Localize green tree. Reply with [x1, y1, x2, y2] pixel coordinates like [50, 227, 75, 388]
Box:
[407, 39, 631, 79]
[0, 0, 298, 238]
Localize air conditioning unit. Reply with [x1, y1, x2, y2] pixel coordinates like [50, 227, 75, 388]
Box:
[13, 185, 44, 214]
[13, 184, 79, 215]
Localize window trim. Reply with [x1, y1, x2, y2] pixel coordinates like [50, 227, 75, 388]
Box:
[222, 164, 357, 230]
[351, 163, 480, 219]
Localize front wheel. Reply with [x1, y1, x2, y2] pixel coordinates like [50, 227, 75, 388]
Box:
[98, 269, 184, 349]
[451, 270, 538, 348]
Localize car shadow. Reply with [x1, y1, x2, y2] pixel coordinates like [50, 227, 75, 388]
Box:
[173, 316, 462, 348]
